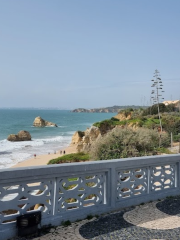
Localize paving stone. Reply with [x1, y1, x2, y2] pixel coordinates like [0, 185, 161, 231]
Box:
[9, 196, 180, 240]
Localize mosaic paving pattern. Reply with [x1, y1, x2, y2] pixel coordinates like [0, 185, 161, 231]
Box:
[79, 198, 180, 240]
[124, 202, 180, 230]
[9, 196, 180, 240]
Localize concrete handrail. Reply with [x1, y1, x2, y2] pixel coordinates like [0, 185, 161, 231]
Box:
[0, 154, 180, 239]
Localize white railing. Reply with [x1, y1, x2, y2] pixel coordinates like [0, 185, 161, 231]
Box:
[0, 154, 180, 240]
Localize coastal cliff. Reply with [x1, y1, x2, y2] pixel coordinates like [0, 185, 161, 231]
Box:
[70, 111, 133, 152]
[70, 107, 180, 154]
[71, 105, 144, 113]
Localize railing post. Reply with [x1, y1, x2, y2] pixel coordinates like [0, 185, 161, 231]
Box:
[53, 177, 57, 216]
[53, 177, 60, 217]
[147, 166, 151, 194]
[110, 166, 116, 208]
[177, 162, 180, 188]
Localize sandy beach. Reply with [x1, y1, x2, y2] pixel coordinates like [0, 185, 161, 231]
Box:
[11, 145, 77, 168]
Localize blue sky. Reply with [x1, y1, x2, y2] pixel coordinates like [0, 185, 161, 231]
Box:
[0, 1, 180, 109]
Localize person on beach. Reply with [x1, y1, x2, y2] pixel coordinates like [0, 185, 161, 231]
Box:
[34, 154, 36, 158]
[60, 150, 62, 154]
[63, 150, 66, 154]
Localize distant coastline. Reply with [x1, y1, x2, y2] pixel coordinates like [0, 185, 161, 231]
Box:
[71, 105, 147, 113]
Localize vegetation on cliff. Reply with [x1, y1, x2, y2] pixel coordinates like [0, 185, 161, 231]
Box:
[49, 104, 179, 164]
[48, 152, 89, 164]
[93, 105, 180, 139]
[90, 128, 170, 160]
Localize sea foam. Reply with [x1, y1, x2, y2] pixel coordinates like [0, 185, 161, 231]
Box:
[0, 135, 71, 169]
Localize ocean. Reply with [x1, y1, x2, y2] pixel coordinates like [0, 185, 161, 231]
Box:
[0, 109, 115, 169]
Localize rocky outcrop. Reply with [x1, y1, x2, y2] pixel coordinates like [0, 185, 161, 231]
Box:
[114, 112, 132, 121]
[7, 134, 19, 141]
[71, 126, 101, 152]
[7, 130, 31, 141]
[71, 131, 85, 144]
[33, 116, 58, 127]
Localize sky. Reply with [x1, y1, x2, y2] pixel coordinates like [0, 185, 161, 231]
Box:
[0, 0, 180, 109]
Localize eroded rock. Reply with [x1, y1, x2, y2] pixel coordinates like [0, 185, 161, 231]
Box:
[7, 130, 31, 141]
[71, 126, 101, 152]
[33, 116, 58, 127]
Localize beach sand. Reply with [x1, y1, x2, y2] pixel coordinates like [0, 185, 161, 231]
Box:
[11, 145, 77, 168]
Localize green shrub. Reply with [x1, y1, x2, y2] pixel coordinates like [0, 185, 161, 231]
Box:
[93, 119, 114, 135]
[119, 108, 134, 117]
[90, 128, 170, 160]
[173, 134, 180, 142]
[86, 215, 93, 220]
[143, 103, 167, 115]
[61, 220, 71, 227]
[77, 131, 85, 138]
[111, 117, 119, 121]
[48, 152, 89, 165]
[156, 147, 172, 154]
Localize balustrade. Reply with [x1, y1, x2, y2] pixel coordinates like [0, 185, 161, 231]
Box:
[0, 154, 180, 240]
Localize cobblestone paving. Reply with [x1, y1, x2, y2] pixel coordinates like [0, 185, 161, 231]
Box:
[123, 201, 180, 229]
[10, 196, 180, 240]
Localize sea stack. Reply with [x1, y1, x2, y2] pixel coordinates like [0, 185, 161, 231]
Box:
[7, 130, 31, 141]
[33, 116, 58, 127]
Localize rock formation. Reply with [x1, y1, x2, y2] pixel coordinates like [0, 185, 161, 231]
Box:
[7, 130, 31, 141]
[71, 126, 101, 152]
[114, 112, 132, 121]
[33, 116, 58, 127]
[71, 111, 136, 153]
[71, 131, 85, 145]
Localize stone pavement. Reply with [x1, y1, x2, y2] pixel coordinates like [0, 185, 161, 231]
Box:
[10, 195, 180, 240]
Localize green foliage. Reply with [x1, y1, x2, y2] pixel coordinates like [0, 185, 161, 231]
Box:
[119, 108, 134, 117]
[93, 110, 180, 137]
[143, 103, 179, 116]
[61, 220, 71, 227]
[77, 131, 85, 138]
[90, 128, 170, 160]
[86, 214, 93, 220]
[111, 117, 119, 121]
[155, 147, 173, 154]
[161, 113, 180, 135]
[48, 152, 89, 165]
[93, 119, 121, 135]
[173, 134, 180, 142]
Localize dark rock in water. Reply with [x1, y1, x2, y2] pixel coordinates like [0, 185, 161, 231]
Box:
[7, 130, 31, 141]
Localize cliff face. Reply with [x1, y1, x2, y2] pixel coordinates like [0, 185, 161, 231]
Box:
[71, 126, 101, 152]
[114, 112, 132, 121]
[70, 111, 138, 152]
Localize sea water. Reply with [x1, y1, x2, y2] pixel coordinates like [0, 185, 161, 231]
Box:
[0, 109, 115, 169]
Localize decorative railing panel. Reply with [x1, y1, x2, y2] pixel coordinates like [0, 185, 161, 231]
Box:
[56, 172, 106, 213]
[150, 164, 177, 192]
[0, 154, 180, 240]
[116, 167, 148, 200]
[0, 179, 54, 224]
